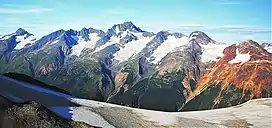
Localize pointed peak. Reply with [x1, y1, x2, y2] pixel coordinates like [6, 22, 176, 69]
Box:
[54, 29, 66, 34]
[113, 21, 144, 33]
[65, 29, 77, 35]
[122, 21, 134, 26]
[15, 28, 31, 36]
[188, 31, 216, 45]
[237, 40, 262, 49]
[81, 27, 88, 31]
[156, 31, 171, 37]
[238, 40, 258, 45]
[115, 21, 134, 26]
[189, 31, 208, 38]
[88, 27, 96, 31]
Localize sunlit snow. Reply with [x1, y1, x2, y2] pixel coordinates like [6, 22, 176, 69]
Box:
[264, 46, 272, 53]
[228, 49, 251, 64]
[70, 107, 115, 128]
[113, 33, 154, 62]
[49, 40, 59, 45]
[115, 26, 120, 35]
[14, 35, 36, 49]
[149, 36, 189, 64]
[71, 33, 100, 56]
[92, 36, 119, 53]
[70, 97, 271, 127]
[201, 43, 228, 62]
[0, 34, 14, 40]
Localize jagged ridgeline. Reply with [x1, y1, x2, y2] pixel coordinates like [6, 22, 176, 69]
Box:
[0, 22, 271, 111]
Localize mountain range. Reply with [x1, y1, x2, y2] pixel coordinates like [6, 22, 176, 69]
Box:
[0, 21, 271, 111]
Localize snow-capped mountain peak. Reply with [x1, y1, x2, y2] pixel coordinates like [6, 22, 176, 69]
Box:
[188, 31, 216, 45]
[114, 21, 144, 33]
[0, 28, 37, 50]
[15, 28, 32, 36]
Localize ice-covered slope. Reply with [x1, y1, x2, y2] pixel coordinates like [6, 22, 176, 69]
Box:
[228, 49, 251, 64]
[265, 47, 272, 53]
[0, 28, 37, 50]
[89, 22, 152, 58]
[149, 35, 188, 64]
[200, 43, 229, 62]
[70, 33, 101, 56]
[69, 98, 272, 128]
[113, 32, 155, 62]
[261, 43, 272, 53]
[14, 34, 36, 49]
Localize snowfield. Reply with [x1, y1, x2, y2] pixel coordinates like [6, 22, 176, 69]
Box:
[149, 36, 189, 64]
[69, 98, 272, 128]
[113, 32, 155, 62]
[71, 33, 100, 56]
[264, 46, 272, 53]
[228, 49, 251, 64]
[92, 35, 120, 53]
[14, 34, 36, 49]
[201, 43, 228, 62]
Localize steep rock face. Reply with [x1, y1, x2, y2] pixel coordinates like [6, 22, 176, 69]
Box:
[96, 21, 144, 47]
[40, 63, 58, 75]
[137, 31, 171, 58]
[119, 33, 138, 45]
[0, 36, 18, 62]
[107, 40, 203, 111]
[154, 39, 202, 98]
[138, 56, 148, 76]
[114, 31, 187, 83]
[183, 40, 272, 111]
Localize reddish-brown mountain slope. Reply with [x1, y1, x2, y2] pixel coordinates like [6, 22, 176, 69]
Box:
[187, 40, 272, 106]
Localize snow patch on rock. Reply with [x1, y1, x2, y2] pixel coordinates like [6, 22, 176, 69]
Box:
[14, 34, 36, 49]
[228, 49, 251, 64]
[49, 40, 59, 45]
[92, 36, 119, 53]
[0, 34, 15, 40]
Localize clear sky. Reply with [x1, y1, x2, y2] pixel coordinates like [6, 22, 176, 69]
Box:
[0, 0, 271, 43]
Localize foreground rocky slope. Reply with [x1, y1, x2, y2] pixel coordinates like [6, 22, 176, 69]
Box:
[0, 96, 93, 128]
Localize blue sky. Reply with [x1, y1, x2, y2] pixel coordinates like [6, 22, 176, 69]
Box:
[0, 0, 271, 43]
